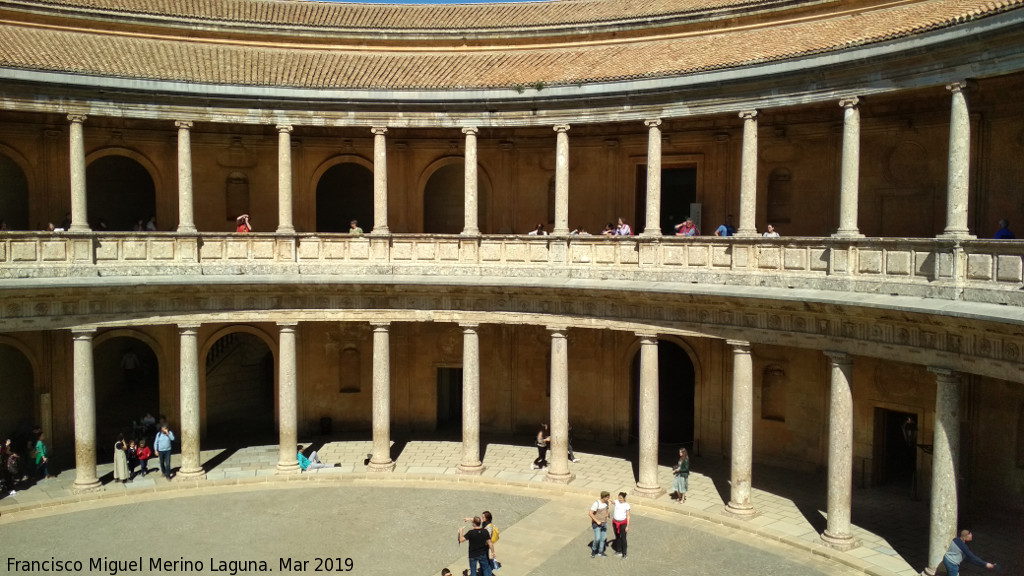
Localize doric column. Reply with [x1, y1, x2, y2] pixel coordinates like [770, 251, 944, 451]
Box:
[175, 121, 197, 234]
[177, 324, 204, 479]
[941, 82, 973, 238]
[276, 124, 295, 234]
[67, 114, 90, 232]
[545, 326, 573, 483]
[726, 340, 756, 516]
[552, 125, 571, 235]
[462, 127, 480, 236]
[369, 321, 396, 471]
[457, 323, 484, 474]
[925, 368, 961, 574]
[736, 111, 758, 237]
[821, 352, 857, 550]
[71, 328, 100, 491]
[276, 322, 300, 474]
[834, 98, 863, 238]
[642, 119, 663, 237]
[371, 126, 390, 235]
[634, 334, 664, 497]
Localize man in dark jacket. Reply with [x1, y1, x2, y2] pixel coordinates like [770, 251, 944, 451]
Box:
[943, 530, 995, 576]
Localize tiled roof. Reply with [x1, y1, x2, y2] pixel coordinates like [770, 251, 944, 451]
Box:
[0, 0, 1020, 90]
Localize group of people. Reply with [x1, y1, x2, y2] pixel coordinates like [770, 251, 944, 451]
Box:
[674, 214, 780, 237]
[1, 427, 55, 496]
[114, 413, 175, 482]
[454, 511, 500, 576]
[588, 491, 632, 559]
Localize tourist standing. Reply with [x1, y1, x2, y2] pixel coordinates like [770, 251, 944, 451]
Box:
[34, 431, 54, 479]
[153, 424, 175, 480]
[457, 516, 494, 576]
[611, 492, 630, 558]
[589, 491, 611, 558]
[672, 447, 690, 503]
[113, 434, 131, 483]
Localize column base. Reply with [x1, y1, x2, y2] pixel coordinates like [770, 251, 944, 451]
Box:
[456, 463, 486, 476]
[920, 567, 937, 576]
[734, 229, 759, 238]
[937, 231, 975, 240]
[633, 484, 665, 499]
[543, 470, 575, 484]
[176, 225, 198, 234]
[275, 462, 302, 475]
[640, 230, 662, 238]
[276, 226, 296, 234]
[369, 227, 390, 235]
[831, 230, 865, 238]
[723, 502, 758, 518]
[820, 531, 858, 551]
[72, 479, 102, 494]
[368, 459, 396, 473]
[460, 230, 481, 237]
[175, 467, 206, 481]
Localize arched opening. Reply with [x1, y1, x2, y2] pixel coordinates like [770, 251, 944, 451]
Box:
[0, 153, 30, 230]
[316, 162, 374, 233]
[0, 344, 35, 447]
[423, 162, 491, 234]
[205, 332, 275, 445]
[93, 336, 160, 451]
[629, 340, 696, 452]
[86, 155, 156, 231]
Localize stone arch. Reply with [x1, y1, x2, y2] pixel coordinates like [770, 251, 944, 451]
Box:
[85, 148, 160, 231]
[311, 155, 375, 233]
[419, 156, 493, 234]
[0, 336, 37, 440]
[92, 331, 161, 452]
[627, 335, 701, 454]
[202, 325, 277, 444]
[0, 145, 33, 231]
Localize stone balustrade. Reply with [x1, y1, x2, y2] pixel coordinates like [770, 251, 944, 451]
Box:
[1, 232, 1022, 305]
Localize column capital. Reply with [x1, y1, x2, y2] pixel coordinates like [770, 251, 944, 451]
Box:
[928, 366, 959, 381]
[71, 326, 96, 338]
[371, 126, 388, 136]
[370, 320, 392, 331]
[547, 326, 569, 337]
[67, 113, 87, 124]
[178, 323, 201, 334]
[838, 96, 860, 109]
[175, 120, 194, 130]
[635, 332, 659, 342]
[644, 118, 662, 128]
[277, 321, 299, 332]
[459, 322, 480, 331]
[738, 110, 758, 120]
[824, 350, 852, 365]
[945, 80, 969, 94]
[726, 339, 751, 351]
[461, 126, 479, 136]
[276, 124, 293, 134]
[553, 124, 570, 133]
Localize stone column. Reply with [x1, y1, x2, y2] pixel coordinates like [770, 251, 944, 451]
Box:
[552, 125, 571, 235]
[834, 98, 863, 238]
[177, 324, 205, 479]
[925, 368, 961, 574]
[175, 121, 197, 234]
[725, 340, 756, 516]
[68, 114, 90, 232]
[371, 126, 390, 235]
[369, 321, 396, 471]
[457, 323, 484, 474]
[736, 111, 758, 237]
[276, 322, 300, 474]
[71, 328, 100, 491]
[642, 119, 663, 237]
[545, 327, 573, 483]
[821, 352, 857, 549]
[276, 124, 295, 234]
[462, 127, 480, 236]
[634, 334, 664, 497]
[941, 82, 973, 238]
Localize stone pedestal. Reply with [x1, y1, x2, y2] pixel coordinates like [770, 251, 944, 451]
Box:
[457, 323, 484, 475]
[725, 340, 756, 517]
[545, 327, 574, 484]
[177, 324, 205, 480]
[276, 322, 301, 474]
[736, 111, 758, 237]
[276, 125, 295, 234]
[462, 127, 480, 236]
[175, 121, 197, 234]
[71, 328, 101, 492]
[371, 127, 390, 235]
[821, 351, 857, 550]
[641, 119, 663, 237]
[924, 368, 961, 574]
[369, 321, 396, 472]
[634, 333, 664, 497]
[552, 125, 571, 236]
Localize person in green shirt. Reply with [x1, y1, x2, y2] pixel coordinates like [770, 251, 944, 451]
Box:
[35, 431, 54, 479]
[348, 220, 364, 236]
[671, 447, 689, 503]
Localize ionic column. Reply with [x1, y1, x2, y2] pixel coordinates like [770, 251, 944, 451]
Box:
[177, 324, 204, 479]
[725, 340, 756, 516]
[642, 119, 663, 237]
[369, 321, 396, 471]
[545, 326, 573, 483]
[821, 352, 857, 550]
[941, 82, 973, 238]
[276, 322, 300, 474]
[462, 127, 480, 236]
[552, 125, 571, 235]
[371, 126, 390, 235]
[68, 114, 90, 232]
[736, 111, 758, 237]
[276, 124, 295, 234]
[834, 98, 864, 238]
[457, 323, 484, 474]
[175, 121, 197, 234]
[924, 368, 961, 574]
[71, 328, 100, 491]
[634, 334, 664, 497]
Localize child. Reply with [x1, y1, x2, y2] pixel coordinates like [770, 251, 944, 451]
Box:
[127, 439, 139, 478]
[135, 438, 152, 477]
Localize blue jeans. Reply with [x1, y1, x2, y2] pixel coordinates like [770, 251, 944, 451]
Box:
[591, 523, 607, 555]
[943, 559, 960, 576]
[469, 555, 493, 576]
[158, 452, 172, 478]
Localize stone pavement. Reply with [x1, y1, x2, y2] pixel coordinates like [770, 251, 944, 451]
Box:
[1, 439, 1018, 576]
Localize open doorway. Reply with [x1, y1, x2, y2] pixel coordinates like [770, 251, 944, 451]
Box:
[436, 367, 463, 431]
[629, 341, 696, 451]
[872, 408, 918, 492]
[635, 166, 698, 235]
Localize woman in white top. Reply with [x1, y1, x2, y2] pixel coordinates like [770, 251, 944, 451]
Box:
[611, 492, 631, 558]
[762, 224, 780, 237]
[615, 217, 631, 236]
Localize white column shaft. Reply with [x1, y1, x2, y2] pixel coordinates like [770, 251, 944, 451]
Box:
[463, 127, 480, 235]
[276, 125, 295, 234]
[458, 324, 483, 473]
[546, 328, 572, 482]
[372, 127, 390, 234]
[72, 329, 100, 490]
[643, 120, 663, 237]
[176, 121, 197, 233]
[726, 340, 756, 515]
[276, 323, 300, 473]
[736, 111, 758, 237]
[635, 335, 662, 495]
[835, 99, 862, 237]
[927, 369, 961, 570]
[822, 352, 856, 548]
[942, 83, 971, 237]
[369, 322, 395, 470]
[68, 115, 90, 232]
[553, 126, 571, 235]
[177, 325, 204, 478]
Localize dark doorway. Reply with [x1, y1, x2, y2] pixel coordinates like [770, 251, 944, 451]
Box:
[872, 408, 918, 488]
[0, 344, 34, 439]
[93, 336, 160, 454]
[436, 367, 463, 431]
[629, 341, 696, 449]
[635, 166, 698, 235]
[205, 333, 275, 445]
[86, 156, 156, 231]
[316, 162, 374, 233]
[0, 154, 30, 230]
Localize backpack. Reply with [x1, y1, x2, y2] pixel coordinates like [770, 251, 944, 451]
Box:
[6, 453, 20, 475]
[490, 525, 500, 543]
